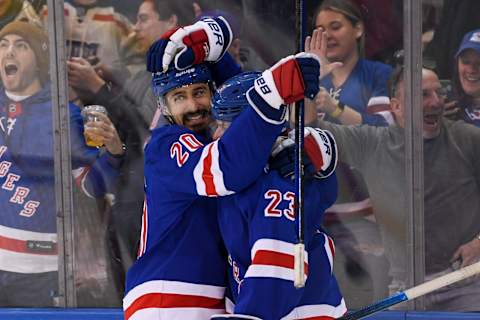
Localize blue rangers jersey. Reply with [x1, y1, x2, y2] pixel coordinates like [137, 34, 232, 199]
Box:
[320, 58, 392, 126]
[217, 171, 347, 319]
[0, 84, 120, 274]
[124, 106, 284, 320]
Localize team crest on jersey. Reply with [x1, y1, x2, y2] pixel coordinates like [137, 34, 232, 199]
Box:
[229, 257, 244, 294]
[329, 87, 342, 100]
[0, 117, 16, 136]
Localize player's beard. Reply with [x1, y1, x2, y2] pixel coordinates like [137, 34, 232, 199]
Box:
[182, 109, 212, 135]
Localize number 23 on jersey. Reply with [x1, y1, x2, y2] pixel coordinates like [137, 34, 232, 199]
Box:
[264, 189, 295, 221]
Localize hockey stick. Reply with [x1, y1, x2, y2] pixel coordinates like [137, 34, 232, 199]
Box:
[338, 260, 480, 320]
[293, 0, 307, 289]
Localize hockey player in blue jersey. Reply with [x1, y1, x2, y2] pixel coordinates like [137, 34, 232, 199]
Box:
[209, 72, 347, 320]
[0, 21, 124, 306]
[123, 16, 326, 320]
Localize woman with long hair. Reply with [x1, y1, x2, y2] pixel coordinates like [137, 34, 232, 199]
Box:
[312, 0, 393, 126]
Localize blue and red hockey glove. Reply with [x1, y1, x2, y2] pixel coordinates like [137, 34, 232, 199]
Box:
[270, 127, 337, 180]
[147, 16, 233, 72]
[247, 53, 321, 124]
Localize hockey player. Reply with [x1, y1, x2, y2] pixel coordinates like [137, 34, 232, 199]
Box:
[209, 72, 347, 320]
[123, 16, 324, 320]
[0, 21, 124, 306]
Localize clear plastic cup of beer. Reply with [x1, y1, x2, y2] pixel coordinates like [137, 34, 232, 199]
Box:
[81, 105, 107, 147]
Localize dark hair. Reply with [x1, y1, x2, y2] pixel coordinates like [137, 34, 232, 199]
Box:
[312, 0, 365, 57]
[388, 65, 404, 98]
[151, 0, 196, 25]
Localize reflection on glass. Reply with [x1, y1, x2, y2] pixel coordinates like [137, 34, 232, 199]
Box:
[0, 16, 125, 308]
[421, 0, 480, 312]
[307, 0, 399, 310]
[0, 20, 60, 308]
[34, 0, 480, 314]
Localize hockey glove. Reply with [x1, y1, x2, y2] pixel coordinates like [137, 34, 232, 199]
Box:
[270, 127, 337, 180]
[269, 135, 317, 180]
[246, 53, 321, 124]
[147, 16, 233, 72]
[210, 314, 261, 320]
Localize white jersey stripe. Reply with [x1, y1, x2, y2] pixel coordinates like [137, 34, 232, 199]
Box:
[367, 96, 390, 107]
[245, 264, 296, 281]
[137, 200, 148, 257]
[0, 224, 56, 241]
[210, 141, 233, 196]
[128, 306, 225, 320]
[251, 238, 308, 263]
[0, 248, 57, 273]
[193, 141, 233, 197]
[280, 298, 347, 319]
[225, 297, 235, 314]
[193, 144, 209, 196]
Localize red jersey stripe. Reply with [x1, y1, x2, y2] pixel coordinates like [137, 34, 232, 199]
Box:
[327, 236, 335, 258]
[252, 249, 308, 275]
[202, 144, 218, 196]
[124, 292, 224, 319]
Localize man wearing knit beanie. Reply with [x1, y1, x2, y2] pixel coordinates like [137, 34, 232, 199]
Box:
[0, 20, 127, 307]
[0, 20, 49, 90]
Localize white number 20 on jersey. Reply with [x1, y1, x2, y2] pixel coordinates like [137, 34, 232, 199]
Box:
[170, 133, 203, 167]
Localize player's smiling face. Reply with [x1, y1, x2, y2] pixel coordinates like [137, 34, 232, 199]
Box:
[165, 83, 213, 134]
[315, 9, 362, 62]
[458, 49, 480, 98]
[0, 34, 41, 96]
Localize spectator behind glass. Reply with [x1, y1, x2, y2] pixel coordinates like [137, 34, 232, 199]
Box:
[312, 0, 393, 126]
[305, 59, 480, 311]
[0, 0, 41, 29]
[196, 0, 268, 71]
[41, 0, 138, 103]
[350, 0, 403, 64]
[450, 29, 480, 127]
[63, 0, 200, 298]
[0, 21, 124, 307]
[309, 2, 393, 306]
[423, 0, 480, 80]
